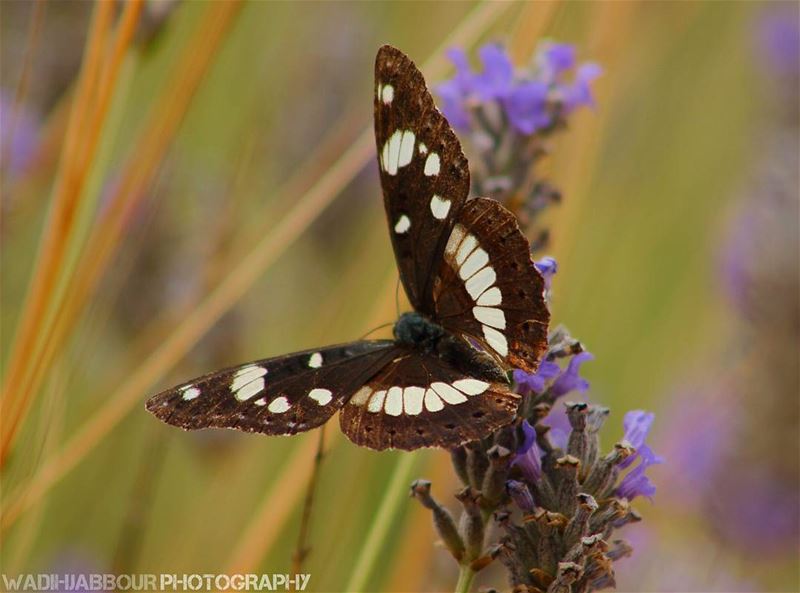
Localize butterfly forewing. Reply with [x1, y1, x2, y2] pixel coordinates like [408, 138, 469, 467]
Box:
[433, 198, 550, 372]
[339, 348, 519, 451]
[374, 45, 470, 314]
[146, 342, 397, 435]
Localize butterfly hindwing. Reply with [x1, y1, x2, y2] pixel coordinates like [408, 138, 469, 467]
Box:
[433, 198, 550, 373]
[339, 348, 519, 451]
[146, 341, 397, 435]
[374, 45, 470, 314]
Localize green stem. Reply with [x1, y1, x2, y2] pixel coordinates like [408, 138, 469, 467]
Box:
[454, 564, 476, 593]
[344, 453, 420, 592]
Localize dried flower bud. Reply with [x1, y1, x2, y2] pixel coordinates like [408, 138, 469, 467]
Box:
[482, 445, 513, 507]
[547, 561, 583, 593]
[456, 486, 485, 560]
[507, 479, 536, 512]
[410, 480, 465, 562]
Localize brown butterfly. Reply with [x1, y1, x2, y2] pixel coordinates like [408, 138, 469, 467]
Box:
[146, 46, 549, 450]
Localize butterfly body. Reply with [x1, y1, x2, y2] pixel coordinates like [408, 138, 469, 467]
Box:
[145, 46, 549, 451]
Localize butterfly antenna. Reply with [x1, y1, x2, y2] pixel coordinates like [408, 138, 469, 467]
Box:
[292, 426, 326, 574]
[360, 322, 394, 340]
[395, 276, 401, 317]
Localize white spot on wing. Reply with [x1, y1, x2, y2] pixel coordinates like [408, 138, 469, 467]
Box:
[473, 306, 506, 329]
[398, 131, 415, 168]
[254, 397, 267, 406]
[350, 386, 373, 406]
[180, 386, 200, 401]
[383, 130, 415, 175]
[424, 388, 444, 412]
[380, 140, 390, 171]
[418, 142, 427, 154]
[384, 386, 404, 416]
[459, 247, 489, 280]
[236, 378, 265, 402]
[477, 286, 502, 306]
[367, 390, 386, 413]
[465, 266, 496, 300]
[455, 235, 478, 266]
[444, 224, 467, 258]
[386, 130, 402, 174]
[381, 84, 394, 104]
[394, 214, 411, 234]
[403, 386, 425, 415]
[431, 382, 468, 405]
[453, 379, 490, 396]
[429, 195, 451, 220]
[424, 152, 440, 176]
[268, 396, 291, 413]
[231, 365, 268, 392]
[308, 352, 323, 368]
[309, 388, 333, 406]
[483, 325, 509, 357]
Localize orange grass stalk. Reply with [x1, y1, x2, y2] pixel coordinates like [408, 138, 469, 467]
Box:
[1, 0, 114, 461]
[0, 0, 142, 464]
[11, 0, 241, 455]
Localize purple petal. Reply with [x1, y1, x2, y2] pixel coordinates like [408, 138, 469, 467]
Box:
[513, 420, 543, 482]
[622, 410, 655, 450]
[513, 361, 560, 395]
[539, 42, 577, 80]
[757, 7, 800, 76]
[437, 79, 471, 131]
[535, 256, 558, 289]
[543, 404, 571, 450]
[472, 44, 515, 100]
[503, 80, 551, 135]
[550, 351, 594, 398]
[563, 62, 603, 111]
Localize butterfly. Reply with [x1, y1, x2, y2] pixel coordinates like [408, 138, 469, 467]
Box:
[146, 45, 550, 451]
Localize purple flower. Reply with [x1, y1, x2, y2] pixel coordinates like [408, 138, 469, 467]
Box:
[472, 44, 515, 100]
[535, 256, 558, 289]
[562, 62, 603, 111]
[513, 361, 560, 395]
[543, 403, 571, 450]
[616, 442, 661, 501]
[550, 351, 593, 398]
[614, 410, 662, 500]
[757, 7, 800, 77]
[503, 80, 551, 134]
[436, 41, 600, 138]
[513, 420, 543, 482]
[437, 48, 474, 130]
[538, 42, 577, 81]
[0, 89, 40, 180]
[619, 410, 655, 469]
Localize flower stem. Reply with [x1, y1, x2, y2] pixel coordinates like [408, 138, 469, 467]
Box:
[454, 565, 476, 593]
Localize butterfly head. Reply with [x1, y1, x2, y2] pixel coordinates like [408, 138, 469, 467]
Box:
[393, 312, 445, 350]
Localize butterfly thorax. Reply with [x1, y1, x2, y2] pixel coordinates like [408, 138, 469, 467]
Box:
[393, 312, 445, 350]
[393, 312, 508, 385]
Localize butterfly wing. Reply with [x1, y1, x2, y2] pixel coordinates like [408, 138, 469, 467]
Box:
[374, 45, 470, 313]
[374, 47, 549, 373]
[146, 341, 398, 435]
[339, 347, 519, 451]
[434, 197, 550, 373]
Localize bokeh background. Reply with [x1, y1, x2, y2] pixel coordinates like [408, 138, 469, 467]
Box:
[1, 2, 798, 592]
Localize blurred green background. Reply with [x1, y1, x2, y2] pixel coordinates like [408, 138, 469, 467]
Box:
[1, 2, 797, 592]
